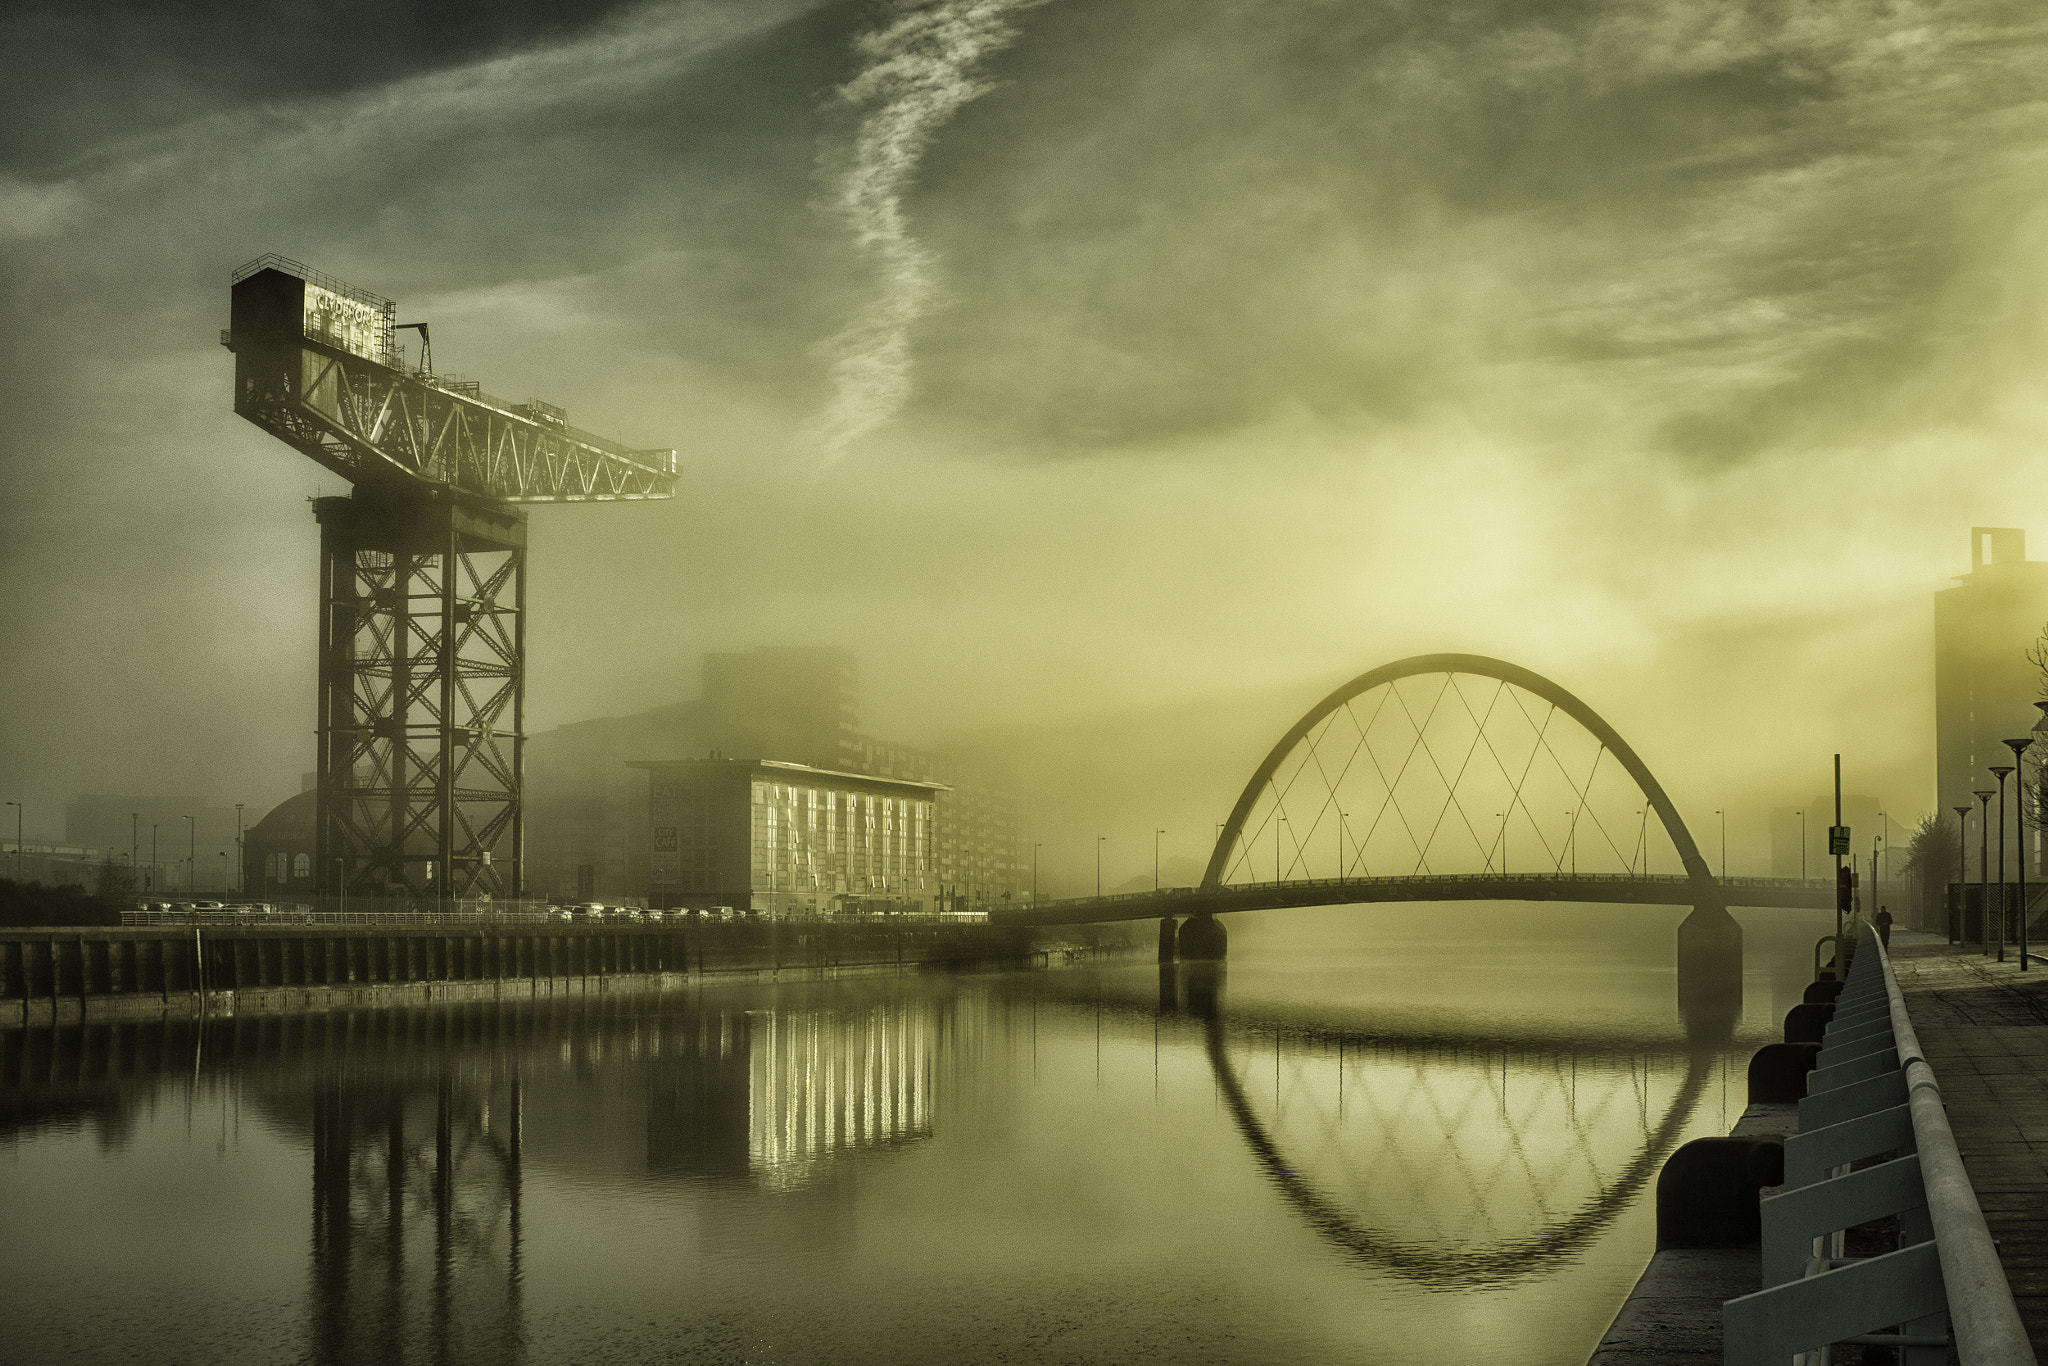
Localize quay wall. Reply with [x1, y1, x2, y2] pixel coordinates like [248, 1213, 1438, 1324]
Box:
[0, 920, 1048, 1027]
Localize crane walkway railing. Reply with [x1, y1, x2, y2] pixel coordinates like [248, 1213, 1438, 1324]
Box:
[1722, 924, 2034, 1364]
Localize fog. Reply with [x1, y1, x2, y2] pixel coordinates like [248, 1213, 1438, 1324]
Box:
[2, 0, 2044, 889]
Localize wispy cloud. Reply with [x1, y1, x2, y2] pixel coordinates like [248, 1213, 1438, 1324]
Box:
[810, 0, 1044, 459]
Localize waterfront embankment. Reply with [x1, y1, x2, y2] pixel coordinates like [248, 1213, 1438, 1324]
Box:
[0, 918, 1091, 1026]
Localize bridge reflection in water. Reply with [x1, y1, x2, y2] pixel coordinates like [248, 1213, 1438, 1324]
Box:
[1157, 960, 1723, 1287]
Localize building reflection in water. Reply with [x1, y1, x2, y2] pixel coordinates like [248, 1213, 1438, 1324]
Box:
[648, 995, 958, 1191]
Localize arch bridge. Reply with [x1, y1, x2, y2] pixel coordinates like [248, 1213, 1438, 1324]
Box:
[991, 654, 1835, 933]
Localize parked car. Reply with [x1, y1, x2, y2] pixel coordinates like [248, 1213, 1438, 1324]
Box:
[644, 909, 665, 924]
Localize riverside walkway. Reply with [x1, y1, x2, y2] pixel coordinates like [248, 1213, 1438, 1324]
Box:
[1893, 939, 2048, 1357]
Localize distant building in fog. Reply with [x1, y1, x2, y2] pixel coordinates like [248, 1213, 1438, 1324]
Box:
[64, 794, 244, 894]
[243, 789, 317, 901]
[519, 646, 1025, 907]
[1935, 528, 2048, 872]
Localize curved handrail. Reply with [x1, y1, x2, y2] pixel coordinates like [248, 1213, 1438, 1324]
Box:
[1201, 654, 1715, 892]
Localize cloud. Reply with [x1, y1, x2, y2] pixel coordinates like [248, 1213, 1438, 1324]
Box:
[0, 176, 81, 239]
[807, 0, 1045, 458]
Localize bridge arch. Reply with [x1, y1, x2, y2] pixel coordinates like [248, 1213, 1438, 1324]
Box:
[1201, 653, 1714, 893]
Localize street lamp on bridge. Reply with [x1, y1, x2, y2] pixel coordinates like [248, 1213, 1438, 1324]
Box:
[1797, 810, 1805, 882]
[1095, 835, 1104, 899]
[1154, 828, 1165, 892]
[1715, 809, 1726, 879]
[3, 801, 19, 882]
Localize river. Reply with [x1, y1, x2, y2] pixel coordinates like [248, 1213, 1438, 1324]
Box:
[0, 901, 1831, 1365]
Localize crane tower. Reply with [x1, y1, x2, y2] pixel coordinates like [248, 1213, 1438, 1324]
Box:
[224, 255, 677, 904]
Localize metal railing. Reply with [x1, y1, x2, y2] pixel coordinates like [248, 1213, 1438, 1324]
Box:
[1722, 923, 2034, 1364]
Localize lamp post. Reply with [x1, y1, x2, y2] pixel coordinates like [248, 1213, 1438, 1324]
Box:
[1715, 809, 1726, 879]
[1154, 829, 1165, 892]
[1797, 810, 1805, 882]
[234, 803, 244, 895]
[150, 823, 158, 896]
[1095, 835, 1104, 899]
[2006, 736, 2036, 971]
[1871, 835, 1882, 945]
[1976, 790, 1996, 956]
[1565, 810, 1576, 876]
[184, 815, 194, 898]
[1340, 811, 1351, 880]
[1953, 805, 1973, 943]
[130, 813, 138, 890]
[3, 801, 18, 882]
[1993, 766, 2016, 962]
[1277, 815, 1289, 882]
[1032, 842, 1040, 904]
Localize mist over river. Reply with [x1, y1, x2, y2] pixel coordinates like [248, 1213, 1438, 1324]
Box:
[0, 903, 1830, 1365]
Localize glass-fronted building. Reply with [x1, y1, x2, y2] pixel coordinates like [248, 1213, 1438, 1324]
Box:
[634, 759, 946, 914]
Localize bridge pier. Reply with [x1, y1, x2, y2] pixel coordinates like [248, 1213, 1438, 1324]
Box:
[1676, 902, 1742, 1040]
[1177, 913, 1227, 962]
[1157, 917, 1178, 964]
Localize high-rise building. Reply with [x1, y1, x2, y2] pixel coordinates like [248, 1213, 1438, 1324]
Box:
[702, 647, 859, 771]
[1934, 528, 2048, 876]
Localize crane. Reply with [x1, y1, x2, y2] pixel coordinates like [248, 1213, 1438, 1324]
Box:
[224, 254, 677, 906]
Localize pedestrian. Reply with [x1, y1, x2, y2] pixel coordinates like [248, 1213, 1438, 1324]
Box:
[1874, 904, 1893, 949]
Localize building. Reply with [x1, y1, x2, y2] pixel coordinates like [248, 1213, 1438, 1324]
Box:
[523, 647, 1027, 908]
[243, 790, 319, 901]
[702, 647, 859, 770]
[634, 758, 944, 914]
[1934, 527, 2048, 875]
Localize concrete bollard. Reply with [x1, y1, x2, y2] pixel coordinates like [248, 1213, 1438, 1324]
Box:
[1801, 979, 1843, 1005]
[1782, 1002, 1834, 1044]
[1655, 1137, 1785, 1248]
[1746, 1042, 1821, 1103]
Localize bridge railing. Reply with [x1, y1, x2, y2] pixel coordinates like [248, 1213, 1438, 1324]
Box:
[1023, 872, 1872, 912]
[1721, 923, 2032, 1364]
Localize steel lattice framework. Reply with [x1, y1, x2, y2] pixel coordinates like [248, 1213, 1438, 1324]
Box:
[227, 255, 676, 902]
[1204, 654, 1714, 894]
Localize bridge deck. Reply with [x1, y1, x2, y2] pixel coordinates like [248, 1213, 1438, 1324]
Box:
[991, 874, 1845, 927]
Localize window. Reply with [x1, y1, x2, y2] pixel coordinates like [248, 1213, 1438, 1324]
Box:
[293, 853, 310, 879]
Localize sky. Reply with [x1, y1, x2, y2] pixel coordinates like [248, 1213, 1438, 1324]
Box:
[2, 0, 2046, 882]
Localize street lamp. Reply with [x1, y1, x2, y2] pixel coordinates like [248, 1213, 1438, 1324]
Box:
[1715, 809, 1726, 879]
[234, 803, 244, 895]
[1993, 765, 2016, 962]
[1565, 810, 1576, 876]
[1277, 814, 1289, 882]
[1340, 810, 1351, 880]
[3, 801, 19, 882]
[1095, 835, 1104, 899]
[2006, 736, 2036, 971]
[1953, 805, 1974, 944]
[1976, 790, 1997, 956]
[1032, 842, 1040, 903]
[184, 815, 195, 897]
[1797, 809, 1805, 882]
[1154, 828, 1165, 892]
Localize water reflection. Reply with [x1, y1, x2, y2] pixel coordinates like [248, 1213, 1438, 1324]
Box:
[304, 1065, 524, 1364]
[1158, 961, 1716, 1286]
[0, 923, 1786, 1365]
